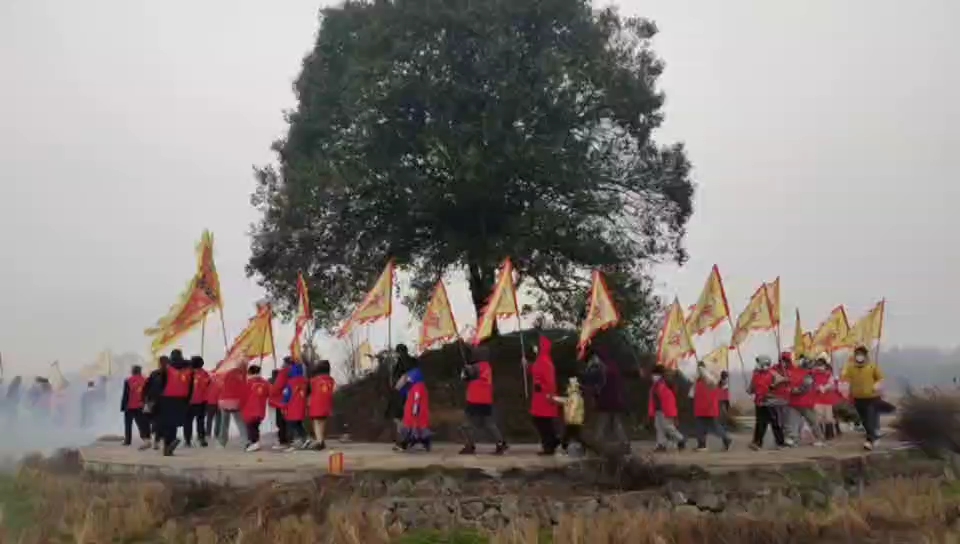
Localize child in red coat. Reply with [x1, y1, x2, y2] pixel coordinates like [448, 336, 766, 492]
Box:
[241, 365, 270, 452]
[308, 360, 336, 451]
[399, 360, 431, 452]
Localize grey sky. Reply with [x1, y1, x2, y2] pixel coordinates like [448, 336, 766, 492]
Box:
[1, 0, 956, 374]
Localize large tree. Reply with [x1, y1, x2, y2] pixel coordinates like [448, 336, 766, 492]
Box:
[248, 0, 694, 347]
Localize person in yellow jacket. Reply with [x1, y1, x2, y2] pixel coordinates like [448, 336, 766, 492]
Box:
[841, 345, 885, 450]
[551, 377, 585, 455]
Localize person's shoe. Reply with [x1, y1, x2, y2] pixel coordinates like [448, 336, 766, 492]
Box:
[722, 438, 733, 452]
[121, 441, 131, 447]
[245, 442, 261, 453]
[749, 442, 761, 451]
[423, 438, 432, 453]
[493, 442, 509, 455]
[171, 439, 181, 453]
[458, 445, 477, 455]
[184, 442, 192, 448]
[813, 441, 826, 448]
[199, 439, 208, 448]
[392, 442, 408, 453]
[315, 441, 327, 452]
[863, 441, 874, 451]
[653, 444, 667, 453]
[301, 439, 313, 450]
[695, 447, 709, 453]
[783, 438, 796, 448]
[153, 440, 161, 451]
[677, 440, 686, 452]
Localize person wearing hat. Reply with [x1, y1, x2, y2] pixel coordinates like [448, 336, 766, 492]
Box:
[647, 365, 685, 452]
[386, 344, 417, 440]
[459, 343, 507, 455]
[240, 364, 270, 452]
[748, 354, 786, 450]
[690, 360, 731, 452]
[841, 345, 884, 450]
[552, 376, 586, 455]
[785, 357, 825, 447]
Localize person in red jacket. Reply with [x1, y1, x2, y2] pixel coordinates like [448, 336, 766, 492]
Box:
[527, 334, 559, 455]
[120, 365, 151, 450]
[240, 364, 270, 452]
[273, 357, 309, 451]
[812, 353, 841, 441]
[690, 361, 731, 452]
[459, 344, 507, 455]
[268, 369, 289, 450]
[399, 359, 432, 451]
[786, 359, 825, 447]
[184, 356, 210, 447]
[747, 355, 785, 450]
[308, 360, 336, 451]
[152, 349, 194, 456]
[648, 365, 685, 452]
[204, 372, 221, 444]
[217, 367, 247, 447]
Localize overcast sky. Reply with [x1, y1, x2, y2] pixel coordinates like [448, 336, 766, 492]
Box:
[1, 0, 956, 375]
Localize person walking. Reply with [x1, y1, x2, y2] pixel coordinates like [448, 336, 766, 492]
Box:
[648, 365, 685, 452]
[307, 360, 336, 451]
[582, 345, 630, 455]
[748, 355, 786, 450]
[120, 365, 151, 450]
[690, 361, 731, 452]
[459, 344, 507, 455]
[841, 345, 885, 450]
[527, 335, 560, 455]
[786, 358, 825, 447]
[552, 377, 586, 455]
[240, 365, 270, 452]
[185, 356, 210, 447]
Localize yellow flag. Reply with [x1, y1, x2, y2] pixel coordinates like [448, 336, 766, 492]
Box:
[656, 298, 696, 368]
[809, 305, 850, 354]
[473, 258, 520, 345]
[793, 309, 806, 359]
[338, 260, 395, 338]
[703, 345, 729, 373]
[841, 299, 885, 349]
[685, 265, 732, 336]
[765, 277, 781, 326]
[214, 303, 275, 374]
[290, 272, 311, 361]
[577, 270, 621, 358]
[730, 283, 776, 347]
[420, 280, 460, 349]
[80, 350, 115, 379]
[145, 230, 224, 354]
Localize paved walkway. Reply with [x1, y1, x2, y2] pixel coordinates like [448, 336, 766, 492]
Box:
[79, 430, 907, 486]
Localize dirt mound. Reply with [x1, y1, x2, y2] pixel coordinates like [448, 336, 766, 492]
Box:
[329, 328, 724, 443]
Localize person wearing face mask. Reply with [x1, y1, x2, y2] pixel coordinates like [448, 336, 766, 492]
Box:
[690, 361, 731, 452]
[841, 345, 884, 450]
[748, 355, 786, 450]
[648, 365, 685, 452]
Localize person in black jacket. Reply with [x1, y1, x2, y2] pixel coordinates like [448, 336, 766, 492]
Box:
[385, 344, 415, 440]
[144, 357, 167, 450]
[120, 365, 151, 449]
[153, 349, 194, 456]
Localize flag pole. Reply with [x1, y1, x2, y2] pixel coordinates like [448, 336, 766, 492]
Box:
[874, 298, 885, 364]
[268, 308, 278, 370]
[726, 316, 750, 390]
[517, 315, 529, 400]
[218, 306, 230, 354]
[200, 314, 207, 360]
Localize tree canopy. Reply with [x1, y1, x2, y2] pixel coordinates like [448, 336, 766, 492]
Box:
[248, 0, 695, 348]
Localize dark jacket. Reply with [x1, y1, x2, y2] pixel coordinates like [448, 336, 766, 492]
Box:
[587, 348, 625, 413]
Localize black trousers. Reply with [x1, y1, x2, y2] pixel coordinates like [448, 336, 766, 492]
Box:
[246, 419, 262, 444]
[159, 397, 189, 447]
[753, 405, 785, 447]
[184, 403, 207, 444]
[123, 409, 150, 443]
[854, 397, 880, 442]
[560, 424, 583, 450]
[532, 416, 559, 453]
[287, 420, 307, 442]
[275, 409, 289, 445]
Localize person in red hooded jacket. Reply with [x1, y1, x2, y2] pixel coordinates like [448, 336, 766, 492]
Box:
[527, 334, 559, 455]
[217, 367, 247, 447]
[185, 356, 210, 447]
[240, 364, 270, 452]
[307, 360, 336, 451]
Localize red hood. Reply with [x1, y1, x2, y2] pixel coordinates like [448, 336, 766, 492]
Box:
[534, 335, 554, 369]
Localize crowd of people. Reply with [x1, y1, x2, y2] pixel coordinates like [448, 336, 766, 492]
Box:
[117, 336, 886, 458]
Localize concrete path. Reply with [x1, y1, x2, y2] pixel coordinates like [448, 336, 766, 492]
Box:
[79, 430, 908, 486]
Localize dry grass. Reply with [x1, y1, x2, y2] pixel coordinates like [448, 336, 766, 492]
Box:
[4, 450, 960, 543]
[895, 390, 960, 456]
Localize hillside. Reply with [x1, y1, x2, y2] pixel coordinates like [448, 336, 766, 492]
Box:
[328, 328, 720, 443]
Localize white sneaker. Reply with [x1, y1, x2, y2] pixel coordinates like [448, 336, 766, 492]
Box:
[300, 439, 313, 450]
[863, 441, 874, 451]
[813, 441, 825, 448]
[245, 442, 261, 453]
[784, 438, 796, 448]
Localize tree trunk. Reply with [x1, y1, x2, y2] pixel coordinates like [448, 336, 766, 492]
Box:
[467, 259, 499, 337]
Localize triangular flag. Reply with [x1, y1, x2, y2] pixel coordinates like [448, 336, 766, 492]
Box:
[765, 277, 781, 327]
[840, 299, 885, 350]
[290, 272, 311, 361]
[338, 260, 395, 338]
[473, 258, 520, 345]
[214, 303, 275, 374]
[656, 298, 697, 369]
[145, 230, 223, 354]
[703, 345, 729, 373]
[420, 280, 460, 349]
[730, 283, 776, 347]
[577, 270, 621, 358]
[809, 305, 851, 354]
[685, 265, 731, 336]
